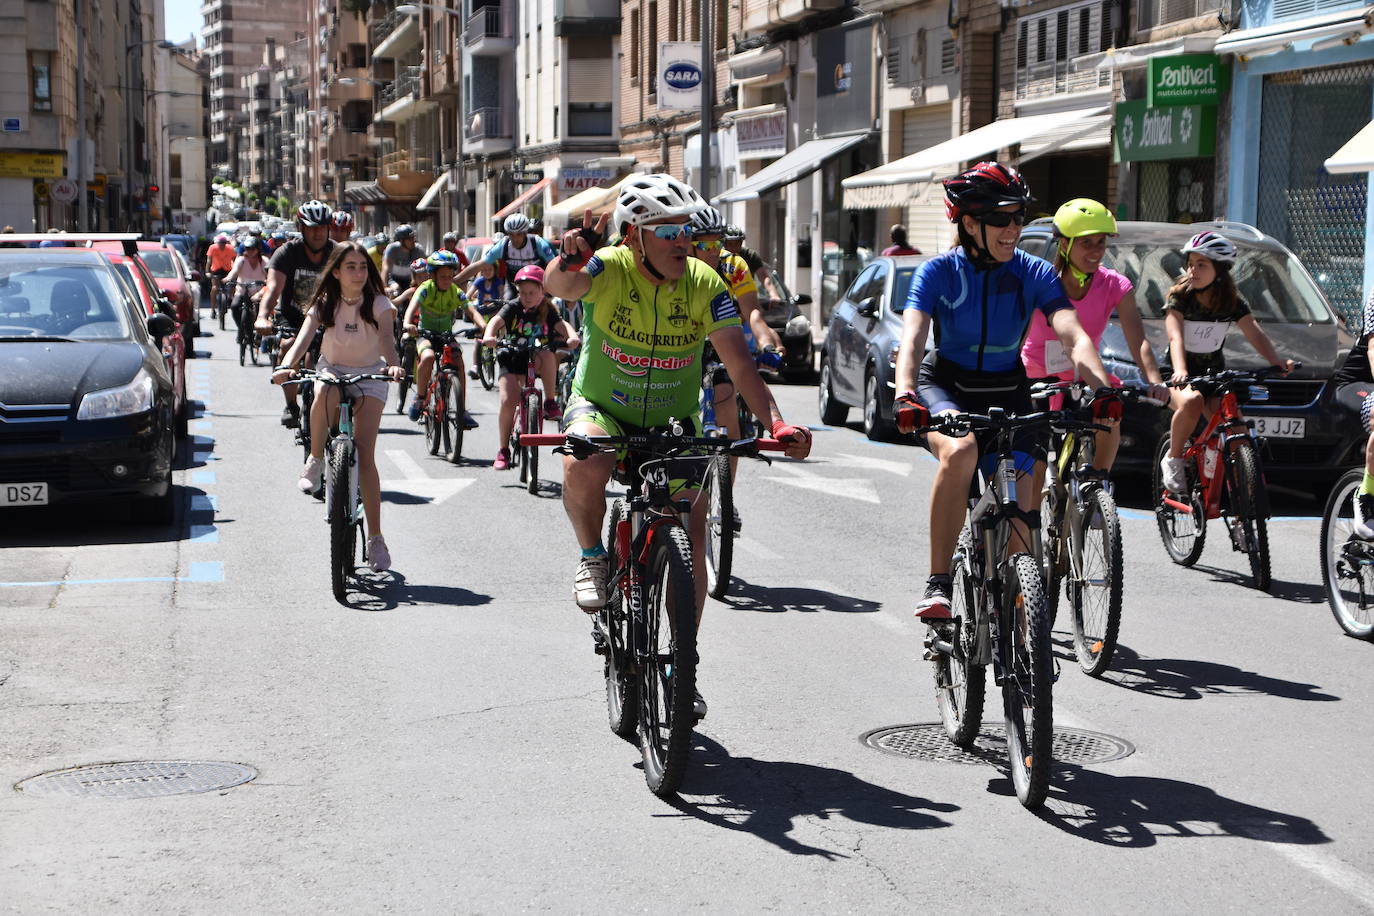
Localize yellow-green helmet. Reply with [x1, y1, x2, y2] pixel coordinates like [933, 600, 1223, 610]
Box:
[1053, 198, 1117, 239]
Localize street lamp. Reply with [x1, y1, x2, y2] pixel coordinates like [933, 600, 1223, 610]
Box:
[124, 38, 175, 232]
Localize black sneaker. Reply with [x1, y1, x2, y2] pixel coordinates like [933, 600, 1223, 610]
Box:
[280, 403, 300, 429]
[914, 575, 953, 621]
[730, 508, 742, 534]
[1356, 493, 1374, 540]
[693, 688, 707, 721]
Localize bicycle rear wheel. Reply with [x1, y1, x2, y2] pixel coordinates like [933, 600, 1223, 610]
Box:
[603, 498, 639, 738]
[1070, 486, 1123, 677]
[639, 524, 698, 797]
[524, 391, 541, 494]
[327, 438, 357, 604]
[445, 373, 464, 463]
[1321, 469, 1374, 640]
[933, 530, 985, 747]
[1001, 552, 1053, 810]
[298, 381, 315, 466]
[1153, 435, 1206, 566]
[395, 338, 415, 414]
[704, 455, 734, 600]
[1229, 440, 1271, 591]
[1040, 486, 1064, 628]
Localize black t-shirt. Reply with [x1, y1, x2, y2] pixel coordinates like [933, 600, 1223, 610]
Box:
[1334, 289, 1374, 385]
[1164, 289, 1252, 376]
[270, 239, 335, 322]
[496, 300, 564, 345]
[738, 245, 764, 276]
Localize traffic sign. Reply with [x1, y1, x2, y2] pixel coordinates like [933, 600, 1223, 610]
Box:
[49, 178, 77, 204]
[33, 180, 49, 201]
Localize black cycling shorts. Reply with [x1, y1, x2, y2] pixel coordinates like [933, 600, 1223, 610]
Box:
[916, 353, 1043, 471]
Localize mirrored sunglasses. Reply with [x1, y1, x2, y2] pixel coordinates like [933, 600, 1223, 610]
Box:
[648, 224, 692, 242]
[693, 239, 723, 252]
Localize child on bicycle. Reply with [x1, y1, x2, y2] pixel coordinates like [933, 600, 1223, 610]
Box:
[271, 241, 405, 571]
[481, 265, 579, 470]
[1159, 231, 1292, 494]
[402, 249, 481, 429]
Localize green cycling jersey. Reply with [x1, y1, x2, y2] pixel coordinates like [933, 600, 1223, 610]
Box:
[412, 279, 470, 332]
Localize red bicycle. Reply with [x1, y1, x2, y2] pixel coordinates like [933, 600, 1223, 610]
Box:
[497, 332, 565, 495]
[416, 328, 476, 463]
[1152, 366, 1292, 591]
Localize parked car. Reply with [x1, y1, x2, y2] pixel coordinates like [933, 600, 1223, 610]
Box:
[817, 255, 927, 439]
[90, 240, 200, 345]
[754, 265, 815, 382]
[100, 250, 188, 439]
[1016, 218, 1358, 480]
[0, 242, 180, 521]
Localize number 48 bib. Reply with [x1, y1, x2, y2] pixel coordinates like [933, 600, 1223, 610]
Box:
[1184, 319, 1229, 354]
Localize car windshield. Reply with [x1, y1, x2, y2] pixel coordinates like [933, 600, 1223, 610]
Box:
[1106, 241, 1333, 324]
[0, 260, 133, 339]
[139, 250, 179, 278]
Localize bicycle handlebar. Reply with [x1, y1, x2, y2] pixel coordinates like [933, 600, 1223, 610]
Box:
[519, 431, 788, 459]
[1029, 379, 1167, 409]
[1166, 363, 1301, 392]
[275, 368, 408, 385]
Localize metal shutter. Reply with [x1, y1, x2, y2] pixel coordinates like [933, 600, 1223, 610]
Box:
[901, 104, 953, 255]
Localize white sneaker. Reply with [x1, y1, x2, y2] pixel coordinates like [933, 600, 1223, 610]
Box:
[298, 455, 323, 493]
[573, 554, 610, 610]
[367, 535, 391, 572]
[1160, 455, 1188, 494]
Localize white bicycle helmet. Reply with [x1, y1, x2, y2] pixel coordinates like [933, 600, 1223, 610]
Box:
[613, 174, 706, 233]
[296, 200, 332, 226]
[503, 213, 532, 234]
[690, 205, 727, 237]
[1181, 230, 1237, 265]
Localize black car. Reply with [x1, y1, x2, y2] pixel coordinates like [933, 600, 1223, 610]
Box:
[754, 266, 815, 381]
[0, 244, 181, 521]
[817, 255, 926, 439]
[1017, 219, 1358, 480]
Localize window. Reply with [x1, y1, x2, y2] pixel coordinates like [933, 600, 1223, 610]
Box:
[1015, 0, 1113, 97]
[716, 0, 727, 51]
[669, 0, 679, 42]
[648, 2, 658, 96]
[30, 52, 51, 112]
[347, 43, 367, 69]
[630, 7, 640, 85]
[1137, 0, 1224, 30]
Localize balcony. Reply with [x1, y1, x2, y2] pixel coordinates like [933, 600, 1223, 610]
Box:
[465, 105, 514, 155]
[742, 0, 844, 32]
[466, 2, 515, 55]
[379, 66, 436, 123]
[555, 0, 621, 37]
[381, 149, 436, 178]
[380, 65, 423, 107]
[372, 8, 420, 60]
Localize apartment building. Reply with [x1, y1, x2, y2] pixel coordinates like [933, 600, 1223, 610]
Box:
[161, 42, 210, 234]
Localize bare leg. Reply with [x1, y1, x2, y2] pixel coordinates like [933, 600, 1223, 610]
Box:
[925, 428, 979, 575]
[561, 420, 614, 548]
[353, 395, 387, 536]
[496, 373, 521, 450]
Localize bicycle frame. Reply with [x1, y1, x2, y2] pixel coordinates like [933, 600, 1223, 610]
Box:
[1159, 390, 1251, 522]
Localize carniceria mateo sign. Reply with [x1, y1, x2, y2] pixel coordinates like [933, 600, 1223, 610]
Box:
[1114, 100, 1216, 163]
[1147, 54, 1229, 107]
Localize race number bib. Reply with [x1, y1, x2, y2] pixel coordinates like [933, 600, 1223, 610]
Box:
[1043, 340, 1073, 374]
[1183, 320, 1228, 354]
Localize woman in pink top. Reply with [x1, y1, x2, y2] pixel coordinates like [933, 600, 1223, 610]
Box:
[272, 241, 405, 570]
[1021, 199, 1164, 471]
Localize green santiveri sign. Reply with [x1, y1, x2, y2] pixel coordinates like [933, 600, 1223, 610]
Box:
[1147, 54, 1229, 107]
[1114, 100, 1217, 162]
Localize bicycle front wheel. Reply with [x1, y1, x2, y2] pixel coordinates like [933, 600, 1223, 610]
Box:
[603, 498, 638, 738]
[639, 524, 698, 797]
[423, 386, 443, 456]
[1040, 486, 1064, 627]
[1321, 469, 1374, 639]
[1070, 487, 1124, 677]
[1153, 435, 1206, 566]
[1001, 552, 1053, 810]
[1229, 440, 1271, 591]
[445, 373, 464, 463]
[327, 439, 357, 604]
[477, 342, 496, 390]
[933, 530, 985, 746]
[524, 391, 541, 494]
[704, 455, 734, 600]
[395, 338, 415, 414]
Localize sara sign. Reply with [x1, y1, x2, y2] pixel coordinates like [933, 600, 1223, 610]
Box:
[1115, 101, 1216, 162]
[1147, 54, 1229, 107]
[658, 42, 702, 111]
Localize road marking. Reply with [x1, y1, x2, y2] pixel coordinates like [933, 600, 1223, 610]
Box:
[800, 451, 914, 476]
[735, 538, 781, 561]
[191, 419, 213, 433]
[188, 525, 218, 544]
[763, 469, 880, 504]
[1259, 837, 1374, 909]
[799, 578, 906, 630]
[382, 449, 475, 505]
[190, 494, 218, 513]
[0, 561, 224, 588]
[192, 471, 216, 485]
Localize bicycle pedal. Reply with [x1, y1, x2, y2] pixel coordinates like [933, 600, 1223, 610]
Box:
[591, 627, 607, 655]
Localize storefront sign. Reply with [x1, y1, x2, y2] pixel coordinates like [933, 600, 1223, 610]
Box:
[0, 151, 64, 178]
[1147, 54, 1229, 107]
[735, 110, 787, 158]
[558, 168, 613, 194]
[512, 169, 544, 184]
[1115, 100, 1216, 162]
[815, 20, 875, 137]
[658, 42, 703, 112]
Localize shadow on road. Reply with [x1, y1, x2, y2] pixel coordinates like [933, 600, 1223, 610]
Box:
[725, 579, 881, 614]
[664, 734, 958, 857]
[345, 570, 493, 611]
[1184, 563, 1326, 604]
[1015, 765, 1330, 848]
[499, 480, 562, 499]
[1095, 644, 1339, 701]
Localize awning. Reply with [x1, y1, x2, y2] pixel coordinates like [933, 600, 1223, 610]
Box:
[544, 176, 631, 232]
[1326, 120, 1374, 174]
[416, 173, 448, 210]
[1072, 34, 1219, 72]
[713, 133, 868, 204]
[841, 107, 1108, 209]
[493, 177, 551, 220]
[1213, 5, 1373, 59]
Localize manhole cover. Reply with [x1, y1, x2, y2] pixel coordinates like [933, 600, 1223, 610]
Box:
[16, 761, 257, 799]
[863, 723, 1134, 766]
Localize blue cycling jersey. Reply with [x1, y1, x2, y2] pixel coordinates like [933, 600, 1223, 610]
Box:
[897, 246, 1071, 373]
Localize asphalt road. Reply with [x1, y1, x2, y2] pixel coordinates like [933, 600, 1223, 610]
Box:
[2, 310, 1372, 913]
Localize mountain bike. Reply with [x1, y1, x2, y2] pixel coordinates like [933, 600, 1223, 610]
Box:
[393, 332, 418, 415]
[1320, 468, 1374, 640]
[1152, 366, 1293, 592]
[496, 332, 565, 495]
[270, 318, 320, 468]
[1035, 382, 1156, 677]
[287, 369, 401, 603]
[415, 327, 477, 464]
[919, 407, 1056, 810]
[520, 426, 785, 797]
[234, 281, 265, 367]
[214, 277, 233, 330]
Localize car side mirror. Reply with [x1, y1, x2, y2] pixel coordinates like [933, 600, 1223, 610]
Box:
[147, 312, 175, 340]
[189, 269, 203, 282]
[157, 296, 177, 318]
[793, 293, 813, 306]
[857, 296, 878, 317]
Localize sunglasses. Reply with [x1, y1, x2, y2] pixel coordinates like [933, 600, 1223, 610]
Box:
[693, 239, 723, 252]
[978, 209, 1027, 228]
[647, 224, 692, 242]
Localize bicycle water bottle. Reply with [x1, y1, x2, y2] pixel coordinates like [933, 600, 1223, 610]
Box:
[1202, 444, 1219, 480]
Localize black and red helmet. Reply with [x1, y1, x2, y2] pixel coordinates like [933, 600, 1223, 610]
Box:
[943, 161, 1031, 222]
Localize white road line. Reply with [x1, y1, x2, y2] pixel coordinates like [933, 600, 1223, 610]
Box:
[833, 451, 914, 476]
[1264, 841, 1374, 909]
[798, 579, 907, 632]
[735, 538, 781, 561]
[382, 449, 474, 505]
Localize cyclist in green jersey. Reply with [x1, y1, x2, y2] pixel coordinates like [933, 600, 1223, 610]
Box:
[545, 175, 811, 715]
[403, 250, 483, 428]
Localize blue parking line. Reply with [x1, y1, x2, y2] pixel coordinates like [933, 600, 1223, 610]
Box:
[191, 470, 216, 485]
[0, 561, 224, 589]
[190, 494, 218, 513]
[188, 524, 218, 543]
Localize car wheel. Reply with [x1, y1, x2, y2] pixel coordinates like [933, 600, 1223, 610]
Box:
[863, 370, 896, 441]
[818, 356, 848, 425]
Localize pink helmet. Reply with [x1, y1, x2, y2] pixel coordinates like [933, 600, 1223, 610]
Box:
[513, 264, 545, 286]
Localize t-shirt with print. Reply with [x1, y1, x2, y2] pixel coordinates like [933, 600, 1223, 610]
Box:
[574, 245, 740, 428]
[269, 238, 335, 325]
[495, 300, 565, 345]
[1165, 289, 1252, 376]
[1021, 267, 1132, 379]
[484, 235, 556, 280]
[412, 279, 470, 333]
[314, 294, 396, 368]
[1334, 288, 1374, 385]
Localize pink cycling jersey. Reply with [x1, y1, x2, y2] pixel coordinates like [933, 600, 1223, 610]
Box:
[1021, 266, 1132, 381]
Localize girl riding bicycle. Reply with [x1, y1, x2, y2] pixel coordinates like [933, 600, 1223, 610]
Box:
[225, 237, 268, 331]
[1159, 231, 1293, 494]
[482, 265, 579, 470]
[272, 241, 405, 570]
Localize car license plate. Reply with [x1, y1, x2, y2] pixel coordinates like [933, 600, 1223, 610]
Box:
[1252, 416, 1305, 439]
[0, 482, 48, 506]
